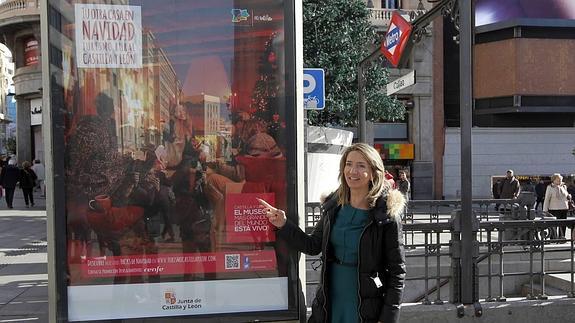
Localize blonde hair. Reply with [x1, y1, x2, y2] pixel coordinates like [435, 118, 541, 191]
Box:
[337, 143, 390, 208]
[551, 173, 563, 182]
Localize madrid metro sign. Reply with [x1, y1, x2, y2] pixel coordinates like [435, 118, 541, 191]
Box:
[381, 11, 413, 67]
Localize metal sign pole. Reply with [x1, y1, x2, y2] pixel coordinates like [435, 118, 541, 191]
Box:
[358, 65, 367, 143]
[459, 0, 476, 304]
[358, 48, 381, 143]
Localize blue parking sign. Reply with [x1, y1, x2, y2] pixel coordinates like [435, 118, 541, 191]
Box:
[303, 68, 325, 110]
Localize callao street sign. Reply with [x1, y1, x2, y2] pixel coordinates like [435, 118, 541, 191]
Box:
[386, 70, 416, 95]
[381, 12, 413, 67]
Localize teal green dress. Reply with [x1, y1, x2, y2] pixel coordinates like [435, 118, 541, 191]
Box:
[328, 204, 370, 323]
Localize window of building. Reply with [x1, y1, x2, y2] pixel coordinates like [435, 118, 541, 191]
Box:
[382, 0, 401, 9]
[49, 5, 62, 32]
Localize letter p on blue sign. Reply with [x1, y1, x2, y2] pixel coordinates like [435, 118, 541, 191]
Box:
[303, 68, 325, 110]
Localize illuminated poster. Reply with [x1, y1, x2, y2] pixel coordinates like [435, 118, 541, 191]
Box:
[48, 0, 296, 321]
[476, 0, 575, 26]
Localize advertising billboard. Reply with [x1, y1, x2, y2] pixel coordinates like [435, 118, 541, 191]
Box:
[476, 0, 575, 26]
[45, 0, 299, 321]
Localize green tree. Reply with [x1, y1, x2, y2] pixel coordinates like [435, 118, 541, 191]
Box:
[304, 0, 405, 126]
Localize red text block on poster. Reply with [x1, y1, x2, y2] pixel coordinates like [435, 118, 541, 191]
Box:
[225, 193, 276, 243]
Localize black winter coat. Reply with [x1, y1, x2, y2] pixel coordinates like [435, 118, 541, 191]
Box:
[0, 165, 20, 189]
[20, 169, 37, 189]
[278, 190, 406, 323]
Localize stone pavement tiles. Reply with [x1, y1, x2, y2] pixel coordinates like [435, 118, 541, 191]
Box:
[0, 189, 48, 322]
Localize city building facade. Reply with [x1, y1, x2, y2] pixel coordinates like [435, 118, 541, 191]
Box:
[0, 43, 15, 154]
[439, 0, 575, 198]
[0, 0, 41, 163]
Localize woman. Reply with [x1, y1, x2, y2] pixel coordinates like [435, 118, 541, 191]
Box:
[258, 143, 406, 323]
[543, 173, 571, 239]
[20, 161, 38, 208]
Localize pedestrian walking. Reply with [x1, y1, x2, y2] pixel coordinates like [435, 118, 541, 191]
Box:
[499, 170, 520, 213]
[534, 179, 546, 210]
[543, 173, 570, 239]
[0, 159, 20, 209]
[258, 143, 406, 323]
[31, 159, 45, 196]
[20, 161, 37, 208]
[492, 179, 502, 210]
[499, 170, 521, 200]
[397, 170, 410, 219]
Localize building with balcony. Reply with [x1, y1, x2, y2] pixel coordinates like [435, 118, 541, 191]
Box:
[364, 0, 435, 199]
[0, 0, 41, 163]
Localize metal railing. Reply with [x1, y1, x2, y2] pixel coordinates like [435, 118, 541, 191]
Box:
[304, 199, 575, 305]
[368, 8, 422, 27]
[477, 219, 575, 301]
[0, 0, 39, 17]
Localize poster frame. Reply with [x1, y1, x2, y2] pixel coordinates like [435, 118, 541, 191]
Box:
[42, 0, 302, 321]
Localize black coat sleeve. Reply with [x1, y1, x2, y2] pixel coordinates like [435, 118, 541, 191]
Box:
[379, 219, 406, 323]
[30, 169, 37, 181]
[276, 214, 324, 256]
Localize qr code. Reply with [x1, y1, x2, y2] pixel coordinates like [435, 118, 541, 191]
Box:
[225, 254, 240, 270]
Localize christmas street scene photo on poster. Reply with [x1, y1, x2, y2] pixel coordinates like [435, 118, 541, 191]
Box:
[58, 0, 292, 320]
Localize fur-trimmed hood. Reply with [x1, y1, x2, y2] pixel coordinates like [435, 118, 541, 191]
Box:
[384, 189, 407, 219]
[320, 189, 406, 220]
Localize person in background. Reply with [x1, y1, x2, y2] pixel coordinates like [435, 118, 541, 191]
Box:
[492, 179, 502, 210]
[31, 159, 45, 197]
[567, 179, 575, 201]
[544, 173, 570, 239]
[0, 159, 20, 209]
[534, 179, 547, 211]
[258, 143, 406, 323]
[20, 161, 37, 208]
[397, 170, 410, 201]
[499, 170, 521, 202]
[385, 170, 396, 189]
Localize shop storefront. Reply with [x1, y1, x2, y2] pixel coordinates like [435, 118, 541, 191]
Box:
[30, 98, 43, 162]
[44, 1, 300, 321]
[375, 142, 414, 182]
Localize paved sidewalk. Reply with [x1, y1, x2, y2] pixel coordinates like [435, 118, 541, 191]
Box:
[0, 189, 48, 322]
